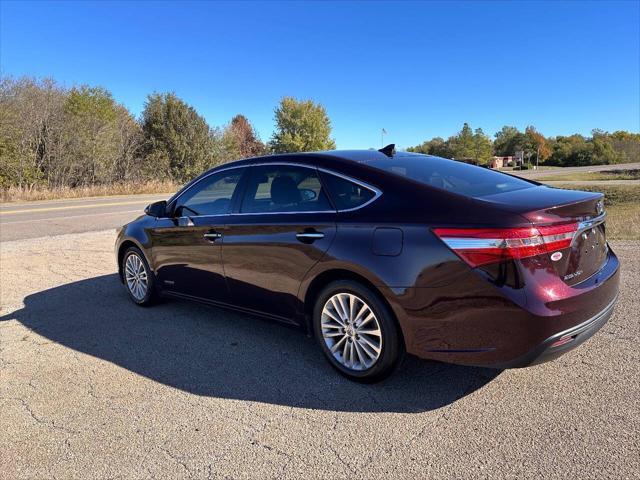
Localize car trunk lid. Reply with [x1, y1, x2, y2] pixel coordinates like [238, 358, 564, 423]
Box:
[481, 186, 607, 286]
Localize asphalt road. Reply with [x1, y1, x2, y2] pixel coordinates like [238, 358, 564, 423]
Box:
[0, 193, 171, 242]
[510, 162, 640, 179]
[1, 231, 638, 478]
[544, 180, 640, 186]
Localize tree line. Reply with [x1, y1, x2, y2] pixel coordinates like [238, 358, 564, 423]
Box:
[0, 76, 335, 189]
[408, 123, 639, 167]
[2, 75, 638, 191]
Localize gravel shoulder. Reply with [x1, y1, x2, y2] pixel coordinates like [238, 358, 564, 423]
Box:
[1, 231, 638, 479]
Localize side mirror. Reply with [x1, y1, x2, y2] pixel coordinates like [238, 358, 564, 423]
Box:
[144, 200, 167, 218]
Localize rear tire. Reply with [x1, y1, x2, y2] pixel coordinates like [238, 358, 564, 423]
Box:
[313, 280, 404, 383]
[122, 246, 157, 306]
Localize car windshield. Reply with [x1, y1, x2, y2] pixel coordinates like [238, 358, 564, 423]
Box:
[365, 154, 536, 198]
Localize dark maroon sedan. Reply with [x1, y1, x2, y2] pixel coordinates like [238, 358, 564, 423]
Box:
[115, 146, 619, 382]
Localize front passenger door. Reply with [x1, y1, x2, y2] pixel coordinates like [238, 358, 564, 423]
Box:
[149, 168, 245, 303]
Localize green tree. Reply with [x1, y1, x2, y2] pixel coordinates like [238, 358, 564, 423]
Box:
[493, 126, 523, 157]
[407, 137, 451, 157]
[448, 122, 475, 160]
[472, 127, 493, 165]
[63, 85, 120, 186]
[113, 104, 144, 182]
[141, 92, 217, 182]
[591, 129, 639, 164]
[269, 97, 336, 153]
[446, 123, 493, 163]
[548, 135, 592, 166]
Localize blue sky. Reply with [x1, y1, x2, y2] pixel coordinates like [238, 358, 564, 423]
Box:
[1, 1, 638, 149]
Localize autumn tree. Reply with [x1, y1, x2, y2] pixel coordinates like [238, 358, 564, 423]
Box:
[269, 97, 336, 153]
[222, 114, 265, 159]
[522, 126, 551, 164]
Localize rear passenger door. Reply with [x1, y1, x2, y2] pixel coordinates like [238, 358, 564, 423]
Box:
[222, 164, 337, 323]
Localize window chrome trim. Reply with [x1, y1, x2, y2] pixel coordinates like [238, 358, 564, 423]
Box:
[161, 161, 383, 219]
[166, 165, 249, 213]
[317, 167, 383, 213]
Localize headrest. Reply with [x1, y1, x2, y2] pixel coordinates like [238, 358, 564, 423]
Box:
[270, 175, 301, 206]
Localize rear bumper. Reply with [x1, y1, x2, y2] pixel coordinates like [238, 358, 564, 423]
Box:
[488, 294, 617, 369]
[389, 247, 620, 368]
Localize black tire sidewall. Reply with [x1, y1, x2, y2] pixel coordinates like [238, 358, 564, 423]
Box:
[313, 280, 403, 383]
[123, 247, 155, 306]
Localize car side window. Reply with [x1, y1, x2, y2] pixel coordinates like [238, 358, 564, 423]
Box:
[174, 170, 244, 217]
[320, 172, 376, 211]
[240, 165, 332, 213]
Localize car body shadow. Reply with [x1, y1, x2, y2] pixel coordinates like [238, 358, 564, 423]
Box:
[1, 274, 500, 413]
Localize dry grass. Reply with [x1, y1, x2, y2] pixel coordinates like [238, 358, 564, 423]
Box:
[541, 169, 640, 182]
[554, 184, 640, 240]
[1, 180, 179, 203]
[603, 204, 640, 240]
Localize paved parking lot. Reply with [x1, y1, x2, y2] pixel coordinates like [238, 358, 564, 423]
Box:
[1, 230, 638, 479]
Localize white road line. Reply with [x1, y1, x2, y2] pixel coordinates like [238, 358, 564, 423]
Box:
[0, 194, 170, 209]
[0, 200, 157, 215]
[0, 209, 142, 225]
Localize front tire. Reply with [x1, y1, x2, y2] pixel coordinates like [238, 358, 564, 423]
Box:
[122, 246, 156, 306]
[313, 280, 404, 383]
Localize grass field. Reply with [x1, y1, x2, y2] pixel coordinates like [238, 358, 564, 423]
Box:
[541, 169, 640, 182]
[553, 184, 640, 240]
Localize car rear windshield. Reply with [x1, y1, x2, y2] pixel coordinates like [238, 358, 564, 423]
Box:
[366, 154, 536, 198]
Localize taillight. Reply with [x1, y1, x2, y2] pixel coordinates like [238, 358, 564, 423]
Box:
[432, 223, 578, 268]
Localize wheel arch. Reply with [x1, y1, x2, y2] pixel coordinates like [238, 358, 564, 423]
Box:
[117, 239, 147, 282]
[301, 268, 404, 348]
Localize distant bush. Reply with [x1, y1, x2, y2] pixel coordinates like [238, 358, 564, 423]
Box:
[408, 124, 639, 168]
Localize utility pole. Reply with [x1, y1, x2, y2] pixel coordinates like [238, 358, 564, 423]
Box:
[381, 128, 387, 148]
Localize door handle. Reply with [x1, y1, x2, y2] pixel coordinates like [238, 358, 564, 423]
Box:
[203, 232, 223, 242]
[296, 231, 325, 241]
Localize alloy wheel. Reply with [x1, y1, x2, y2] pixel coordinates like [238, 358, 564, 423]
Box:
[125, 253, 148, 301]
[320, 293, 382, 371]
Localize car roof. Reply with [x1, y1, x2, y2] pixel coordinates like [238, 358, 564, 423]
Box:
[173, 149, 440, 203]
[210, 148, 434, 171]
[169, 149, 448, 208]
